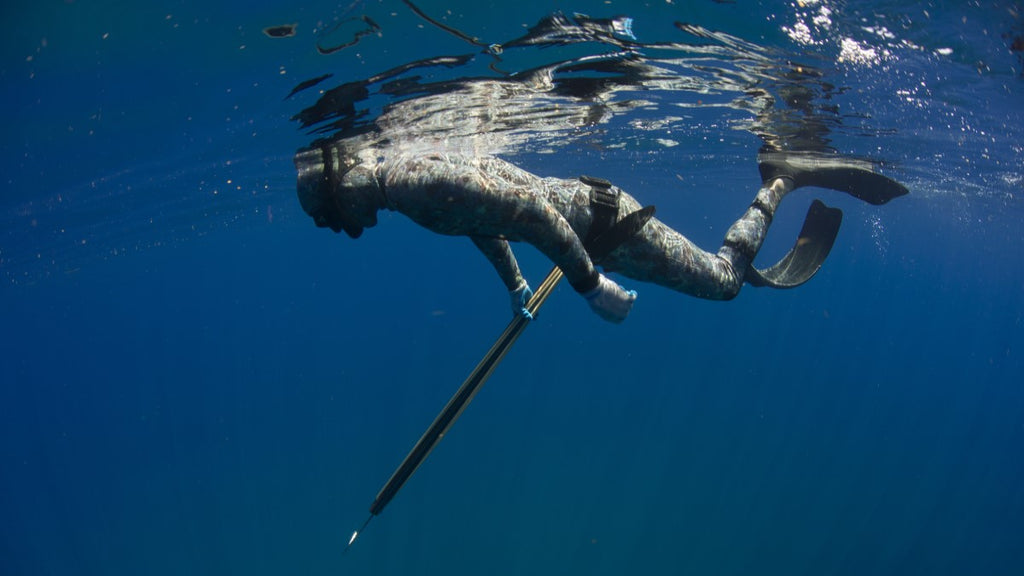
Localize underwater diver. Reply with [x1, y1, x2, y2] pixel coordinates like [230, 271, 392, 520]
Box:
[294, 145, 907, 323]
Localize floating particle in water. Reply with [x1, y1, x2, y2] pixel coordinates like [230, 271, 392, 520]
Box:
[263, 24, 297, 38]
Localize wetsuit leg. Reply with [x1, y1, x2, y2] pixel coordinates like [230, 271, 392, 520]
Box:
[715, 177, 793, 292]
[600, 178, 792, 300]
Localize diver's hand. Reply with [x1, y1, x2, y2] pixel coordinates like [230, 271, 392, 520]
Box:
[583, 275, 636, 323]
[509, 280, 534, 320]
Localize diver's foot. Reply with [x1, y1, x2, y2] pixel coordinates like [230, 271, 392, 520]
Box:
[758, 151, 908, 205]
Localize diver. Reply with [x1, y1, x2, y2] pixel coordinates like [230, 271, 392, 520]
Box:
[294, 144, 907, 323]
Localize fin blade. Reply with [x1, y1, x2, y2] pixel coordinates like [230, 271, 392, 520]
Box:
[758, 152, 909, 205]
[748, 199, 842, 289]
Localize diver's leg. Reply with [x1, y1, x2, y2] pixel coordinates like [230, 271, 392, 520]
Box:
[598, 153, 907, 300]
[715, 176, 794, 289]
[600, 178, 792, 300]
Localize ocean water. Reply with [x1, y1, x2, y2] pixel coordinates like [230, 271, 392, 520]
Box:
[2, 1, 1022, 575]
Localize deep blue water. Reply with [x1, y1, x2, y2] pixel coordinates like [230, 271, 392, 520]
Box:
[2, 1, 1023, 575]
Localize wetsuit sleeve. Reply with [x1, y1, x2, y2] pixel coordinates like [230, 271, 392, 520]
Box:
[470, 236, 525, 291]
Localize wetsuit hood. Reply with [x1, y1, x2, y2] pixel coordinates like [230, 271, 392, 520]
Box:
[295, 145, 373, 239]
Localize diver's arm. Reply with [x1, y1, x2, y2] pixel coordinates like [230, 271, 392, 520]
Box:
[385, 153, 632, 321]
[470, 236, 525, 291]
[471, 236, 533, 319]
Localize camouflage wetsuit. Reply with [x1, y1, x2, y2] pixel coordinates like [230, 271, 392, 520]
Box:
[333, 151, 787, 300]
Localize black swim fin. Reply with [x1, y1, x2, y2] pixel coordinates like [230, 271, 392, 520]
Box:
[758, 151, 908, 205]
[747, 199, 842, 289]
